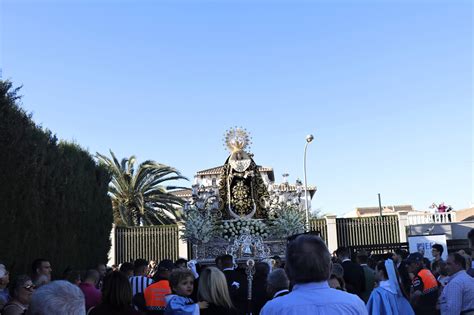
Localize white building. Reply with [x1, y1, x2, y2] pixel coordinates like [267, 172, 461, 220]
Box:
[173, 164, 317, 205]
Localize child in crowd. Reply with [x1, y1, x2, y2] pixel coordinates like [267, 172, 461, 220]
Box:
[165, 269, 208, 315]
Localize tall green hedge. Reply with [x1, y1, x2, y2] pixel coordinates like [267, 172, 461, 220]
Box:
[0, 81, 113, 278]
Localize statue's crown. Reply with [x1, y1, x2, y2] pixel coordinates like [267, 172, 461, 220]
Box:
[224, 127, 252, 153]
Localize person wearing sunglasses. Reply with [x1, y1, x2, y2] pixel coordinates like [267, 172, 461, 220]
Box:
[2, 275, 35, 315]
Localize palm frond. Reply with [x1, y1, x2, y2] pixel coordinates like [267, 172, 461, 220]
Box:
[97, 150, 188, 226]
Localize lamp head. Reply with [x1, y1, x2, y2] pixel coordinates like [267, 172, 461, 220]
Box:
[306, 134, 314, 143]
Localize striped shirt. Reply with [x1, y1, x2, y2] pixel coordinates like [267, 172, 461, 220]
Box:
[129, 275, 153, 297]
[439, 270, 474, 315]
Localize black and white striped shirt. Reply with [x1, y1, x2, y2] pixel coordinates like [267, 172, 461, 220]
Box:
[129, 275, 153, 297]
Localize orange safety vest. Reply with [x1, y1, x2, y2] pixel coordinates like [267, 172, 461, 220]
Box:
[417, 269, 438, 293]
[144, 279, 171, 311]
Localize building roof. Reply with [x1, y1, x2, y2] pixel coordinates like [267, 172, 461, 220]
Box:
[342, 205, 416, 218]
[175, 164, 316, 200]
[170, 184, 317, 199]
[195, 166, 225, 176]
[356, 204, 414, 216]
[170, 188, 192, 198]
[455, 207, 474, 222]
[195, 165, 275, 182]
[268, 183, 317, 198]
[196, 165, 274, 176]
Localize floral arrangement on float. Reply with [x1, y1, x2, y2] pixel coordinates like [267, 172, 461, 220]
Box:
[180, 204, 217, 244]
[268, 203, 306, 239]
[180, 202, 306, 244]
[218, 219, 269, 240]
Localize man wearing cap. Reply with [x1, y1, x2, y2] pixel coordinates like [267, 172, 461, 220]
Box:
[356, 250, 375, 303]
[406, 252, 439, 315]
[144, 259, 174, 314]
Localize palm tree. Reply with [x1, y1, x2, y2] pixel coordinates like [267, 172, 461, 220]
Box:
[96, 150, 188, 226]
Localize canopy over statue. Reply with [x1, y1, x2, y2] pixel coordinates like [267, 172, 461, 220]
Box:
[218, 128, 269, 219]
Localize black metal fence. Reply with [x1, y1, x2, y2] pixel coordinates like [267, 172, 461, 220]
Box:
[115, 225, 180, 264]
[446, 239, 470, 252]
[349, 243, 409, 256]
[310, 218, 328, 243]
[336, 215, 400, 248]
[113, 217, 468, 263]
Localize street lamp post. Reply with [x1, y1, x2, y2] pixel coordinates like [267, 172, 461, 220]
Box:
[304, 134, 314, 231]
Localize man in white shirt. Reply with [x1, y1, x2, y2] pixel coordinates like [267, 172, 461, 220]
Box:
[261, 235, 367, 315]
[438, 253, 474, 315]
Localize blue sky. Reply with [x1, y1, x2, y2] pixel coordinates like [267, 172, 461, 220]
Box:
[1, 0, 472, 215]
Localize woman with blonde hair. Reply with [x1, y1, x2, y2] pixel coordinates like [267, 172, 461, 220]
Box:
[198, 267, 237, 315]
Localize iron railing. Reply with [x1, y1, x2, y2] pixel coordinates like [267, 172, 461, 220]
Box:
[336, 215, 400, 248]
[309, 218, 328, 243]
[407, 212, 457, 225]
[115, 225, 180, 264]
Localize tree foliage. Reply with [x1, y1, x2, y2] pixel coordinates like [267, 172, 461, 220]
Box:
[269, 203, 306, 238]
[96, 151, 187, 226]
[0, 80, 113, 277]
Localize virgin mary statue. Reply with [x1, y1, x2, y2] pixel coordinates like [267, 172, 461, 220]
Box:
[218, 128, 269, 220]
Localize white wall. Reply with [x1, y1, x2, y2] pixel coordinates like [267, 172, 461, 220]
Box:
[407, 221, 474, 240]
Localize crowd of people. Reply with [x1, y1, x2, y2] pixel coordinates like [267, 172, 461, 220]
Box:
[1, 229, 474, 315]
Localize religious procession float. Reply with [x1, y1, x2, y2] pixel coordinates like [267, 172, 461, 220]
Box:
[180, 128, 316, 270]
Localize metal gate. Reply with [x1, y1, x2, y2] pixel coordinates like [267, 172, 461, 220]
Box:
[115, 225, 180, 263]
[336, 215, 400, 247]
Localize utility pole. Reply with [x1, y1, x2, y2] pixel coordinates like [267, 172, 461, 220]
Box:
[304, 134, 314, 231]
[378, 193, 383, 217]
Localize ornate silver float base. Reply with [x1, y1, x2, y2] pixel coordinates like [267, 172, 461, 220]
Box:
[192, 237, 287, 265]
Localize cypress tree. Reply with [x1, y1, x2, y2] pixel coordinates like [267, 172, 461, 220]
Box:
[0, 81, 113, 277]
